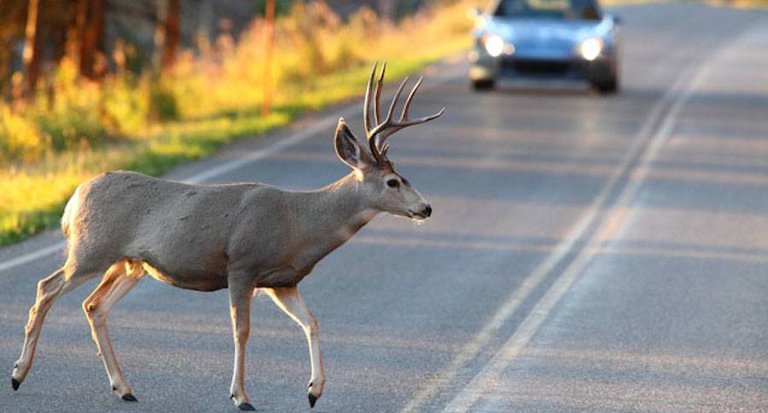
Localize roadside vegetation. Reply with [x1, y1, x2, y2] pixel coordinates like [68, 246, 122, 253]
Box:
[0, 0, 478, 246]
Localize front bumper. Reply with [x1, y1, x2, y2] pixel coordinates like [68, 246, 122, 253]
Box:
[469, 49, 617, 84]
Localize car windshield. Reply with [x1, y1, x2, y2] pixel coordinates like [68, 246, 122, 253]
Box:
[493, 0, 602, 20]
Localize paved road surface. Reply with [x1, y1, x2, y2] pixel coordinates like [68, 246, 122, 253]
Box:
[2, 4, 767, 412]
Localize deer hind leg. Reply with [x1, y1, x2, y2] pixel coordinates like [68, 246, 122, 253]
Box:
[82, 260, 143, 401]
[11, 266, 93, 391]
[264, 287, 325, 409]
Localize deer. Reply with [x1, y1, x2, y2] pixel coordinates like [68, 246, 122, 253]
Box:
[9, 63, 443, 411]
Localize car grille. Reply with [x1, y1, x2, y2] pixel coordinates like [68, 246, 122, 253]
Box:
[503, 58, 572, 75]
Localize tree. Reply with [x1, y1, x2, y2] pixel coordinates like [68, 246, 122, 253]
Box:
[21, 0, 41, 96]
[160, 0, 180, 73]
[0, 1, 27, 95]
[72, 0, 106, 80]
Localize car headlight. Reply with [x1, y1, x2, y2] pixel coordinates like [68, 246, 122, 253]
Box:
[579, 37, 604, 61]
[483, 34, 506, 58]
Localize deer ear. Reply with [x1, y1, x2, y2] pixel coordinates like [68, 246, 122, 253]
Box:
[334, 118, 373, 170]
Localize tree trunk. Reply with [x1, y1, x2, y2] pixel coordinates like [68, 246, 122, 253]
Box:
[160, 0, 180, 73]
[76, 0, 105, 80]
[21, 0, 41, 96]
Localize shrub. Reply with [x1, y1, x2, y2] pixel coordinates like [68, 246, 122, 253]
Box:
[0, 104, 45, 162]
[31, 57, 107, 152]
[102, 73, 149, 135]
[148, 80, 179, 122]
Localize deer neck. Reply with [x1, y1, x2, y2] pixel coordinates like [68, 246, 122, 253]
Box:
[310, 172, 378, 243]
[273, 172, 377, 274]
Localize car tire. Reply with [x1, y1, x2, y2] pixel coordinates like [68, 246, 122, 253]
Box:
[593, 76, 619, 95]
[472, 79, 495, 91]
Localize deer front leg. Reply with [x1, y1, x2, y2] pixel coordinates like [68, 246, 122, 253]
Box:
[228, 278, 255, 411]
[265, 287, 325, 408]
[82, 263, 142, 401]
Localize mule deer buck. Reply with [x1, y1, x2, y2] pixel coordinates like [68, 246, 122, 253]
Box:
[10, 63, 443, 411]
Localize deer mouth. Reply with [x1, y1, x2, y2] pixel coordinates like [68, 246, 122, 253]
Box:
[407, 209, 430, 221]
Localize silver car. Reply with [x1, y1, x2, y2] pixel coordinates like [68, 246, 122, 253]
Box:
[469, 0, 622, 93]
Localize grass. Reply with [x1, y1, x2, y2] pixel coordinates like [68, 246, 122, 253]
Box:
[0, 1, 477, 246]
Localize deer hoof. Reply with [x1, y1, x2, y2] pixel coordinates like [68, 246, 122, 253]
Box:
[11, 377, 20, 391]
[237, 402, 255, 411]
[308, 393, 318, 408]
[121, 393, 138, 402]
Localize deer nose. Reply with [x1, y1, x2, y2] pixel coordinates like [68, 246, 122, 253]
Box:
[422, 205, 432, 218]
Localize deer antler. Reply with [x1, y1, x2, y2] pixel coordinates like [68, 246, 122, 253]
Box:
[363, 62, 445, 165]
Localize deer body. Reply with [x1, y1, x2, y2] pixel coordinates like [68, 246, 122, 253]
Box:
[10, 63, 442, 411]
[67, 170, 375, 291]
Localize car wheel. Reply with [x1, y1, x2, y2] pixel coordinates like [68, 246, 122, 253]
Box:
[472, 79, 495, 91]
[593, 76, 619, 94]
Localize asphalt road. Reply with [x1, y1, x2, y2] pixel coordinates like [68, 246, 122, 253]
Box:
[2, 3, 768, 412]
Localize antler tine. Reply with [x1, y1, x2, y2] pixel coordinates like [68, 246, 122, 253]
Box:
[376, 106, 445, 145]
[404, 106, 446, 125]
[364, 62, 390, 165]
[386, 77, 409, 125]
[363, 62, 378, 133]
[374, 62, 386, 125]
[400, 76, 423, 121]
[399, 76, 446, 126]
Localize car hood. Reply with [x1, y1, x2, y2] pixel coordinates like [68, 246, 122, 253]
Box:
[484, 18, 610, 59]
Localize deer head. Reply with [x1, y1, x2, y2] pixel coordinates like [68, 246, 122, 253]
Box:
[334, 63, 444, 221]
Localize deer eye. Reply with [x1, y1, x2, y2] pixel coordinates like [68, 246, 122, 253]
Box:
[386, 179, 400, 189]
